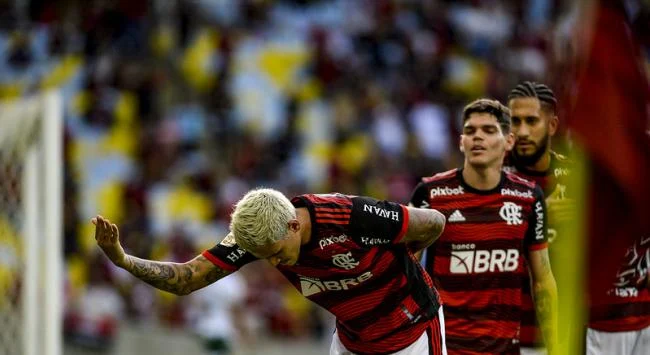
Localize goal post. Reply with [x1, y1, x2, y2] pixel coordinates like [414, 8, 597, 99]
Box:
[0, 91, 63, 355]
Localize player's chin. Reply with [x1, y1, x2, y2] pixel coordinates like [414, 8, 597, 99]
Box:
[468, 157, 490, 168]
[515, 147, 535, 156]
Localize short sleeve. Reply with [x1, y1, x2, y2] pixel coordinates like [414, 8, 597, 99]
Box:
[525, 185, 548, 251]
[409, 182, 430, 208]
[349, 196, 410, 247]
[202, 234, 258, 271]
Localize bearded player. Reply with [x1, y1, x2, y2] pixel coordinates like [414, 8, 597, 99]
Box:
[505, 81, 573, 355]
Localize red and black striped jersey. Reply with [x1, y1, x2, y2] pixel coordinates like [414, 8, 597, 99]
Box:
[202, 193, 441, 354]
[410, 169, 547, 355]
[503, 150, 572, 347]
[589, 236, 650, 332]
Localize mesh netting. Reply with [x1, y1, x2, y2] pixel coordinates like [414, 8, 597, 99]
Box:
[0, 96, 40, 355]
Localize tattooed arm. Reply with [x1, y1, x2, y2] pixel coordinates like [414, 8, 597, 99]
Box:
[92, 215, 231, 295]
[401, 207, 446, 252]
[529, 248, 559, 354]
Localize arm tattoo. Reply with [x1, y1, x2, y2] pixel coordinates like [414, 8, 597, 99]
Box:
[123, 255, 230, 295]
[407, 209, 446, 251]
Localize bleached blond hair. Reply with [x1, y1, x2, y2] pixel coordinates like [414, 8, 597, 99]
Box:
[230, 188, 296, 251]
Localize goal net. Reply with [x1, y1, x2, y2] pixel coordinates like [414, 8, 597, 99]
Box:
[0, 92, 63, 355]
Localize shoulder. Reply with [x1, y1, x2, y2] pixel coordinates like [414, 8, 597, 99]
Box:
[421, 169, 459, 185]
[504, 171, 536, 189]
[292, 193, 353, 208]
[550, 151, 573, 177]
[551, 151, 572, 164]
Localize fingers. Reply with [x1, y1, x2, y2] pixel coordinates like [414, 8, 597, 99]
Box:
[111, 223, 119, 243]
[92, 215, 119, 243]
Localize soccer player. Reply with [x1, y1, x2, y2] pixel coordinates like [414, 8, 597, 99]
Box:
[410, 99, 558, 354]
[92, 188, 448, 354]
[505, 81, 573, 354]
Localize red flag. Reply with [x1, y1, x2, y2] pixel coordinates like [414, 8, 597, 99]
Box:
[566, 0, 650, 298]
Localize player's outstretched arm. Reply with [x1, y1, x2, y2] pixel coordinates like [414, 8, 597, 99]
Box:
[92, 215, 232, 295]
[401, 207, 446, 252]
[529, 248, 559, 354]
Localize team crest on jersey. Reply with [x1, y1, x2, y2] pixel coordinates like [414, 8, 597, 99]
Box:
[499, 202, 523, 225]
[332, 252, 359, 270]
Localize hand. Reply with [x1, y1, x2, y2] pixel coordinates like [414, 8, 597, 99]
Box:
[92, 215, 127, 268]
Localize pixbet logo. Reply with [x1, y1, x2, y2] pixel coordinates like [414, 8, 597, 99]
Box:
[299, 272, 374, 296]
[430, 186, 464, 198]
[319, 234, 348, 249]
[501, 188, 533, 199]
[450, 248, 520, 274]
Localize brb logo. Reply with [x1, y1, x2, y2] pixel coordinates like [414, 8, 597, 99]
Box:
[450, 245, 519, 274]
[499, 202, 523, 225]
[299, 272, 373, 296]
[332, 252, 359, 270]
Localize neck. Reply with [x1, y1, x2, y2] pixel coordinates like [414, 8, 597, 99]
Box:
[527, 150, 552, 172]
[296, 208, 312, 245]
[462, 163, 502, 190]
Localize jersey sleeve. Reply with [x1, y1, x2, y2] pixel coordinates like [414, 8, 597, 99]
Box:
[349, 196, 410, 247]
[201, 234, 258, 271]
[525, 185, 548, 251]
[409, 181, 431, 209]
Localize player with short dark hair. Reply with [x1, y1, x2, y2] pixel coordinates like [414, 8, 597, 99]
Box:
[410, 98, 559, 354]
[92, 188, 448, 354]
[505, 81, 573, 354]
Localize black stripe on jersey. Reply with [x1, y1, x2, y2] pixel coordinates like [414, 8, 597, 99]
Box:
[444, 304, 521, 322]
[521, 309, 538, 326]
[589, 302, 650, 321]
[439, 206, 533, 224]
[445, 335, 520, 354]
[398, 245, 439, 320]
[314, 219, 350, 225]
[314, 207, 352, 213]
[436, 239, 526, 250]
[311, 202, 352, 210]
[340, 283, 411, 331]
[315, 210, 351, 217]
[435, 274, 522, 291]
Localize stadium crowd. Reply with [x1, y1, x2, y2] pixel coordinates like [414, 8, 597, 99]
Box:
[0, 0, 648, 353]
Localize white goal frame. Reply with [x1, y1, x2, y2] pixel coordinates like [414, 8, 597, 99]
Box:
[0, 91, 63, 355]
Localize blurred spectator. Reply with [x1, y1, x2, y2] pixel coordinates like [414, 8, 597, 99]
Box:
[1, 0, 647, 350]
[188, 273, 250, 355]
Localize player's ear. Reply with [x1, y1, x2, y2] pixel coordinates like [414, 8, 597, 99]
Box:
[505, 132, 515, 151]
[459, 136, 465, 153]
[548, 115, 559, 137]
[288, 219, 300, 232]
